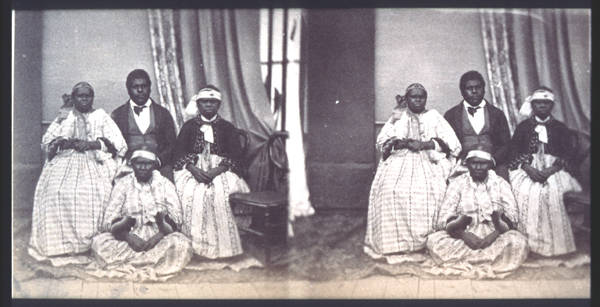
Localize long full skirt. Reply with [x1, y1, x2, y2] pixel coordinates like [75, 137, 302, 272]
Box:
[175, 154, 250, 259]
[89, 232, 193, 281]
[509, 154, 581, 256]
[426, 223, 529, 275]
[29, 151, 117, 259]
[364, 151, 451, 256]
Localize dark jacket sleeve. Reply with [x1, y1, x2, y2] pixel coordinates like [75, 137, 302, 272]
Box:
[172, 120, 197, 170]
[443, 106, 460, 139]
[490, 107, 511, 165]
[216, 120, 245, 177]
[507, 121, 533, 170]
[548, 121, 579, 175]
[157, 107, 177, 166]
[110, 104, 127, 137]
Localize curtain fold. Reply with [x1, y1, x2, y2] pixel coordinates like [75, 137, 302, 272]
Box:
[480, 9, 522, 133]
[480, 9, 590, 133]
[148, 9, 314, 228]
[148, 9, 186, 132]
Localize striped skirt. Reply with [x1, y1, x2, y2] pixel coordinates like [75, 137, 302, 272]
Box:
[364, 150, 451, 256]
[510, 154, 581, 256]
[29, 150, 116, 258]
[175, 154, 250, 259]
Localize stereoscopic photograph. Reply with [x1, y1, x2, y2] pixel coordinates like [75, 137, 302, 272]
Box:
[12, 5, 590, 300]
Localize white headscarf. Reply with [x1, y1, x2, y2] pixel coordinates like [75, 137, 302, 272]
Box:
[518, 88, 555, 117]
[184, 87, 222, 119]
[519, 88, 555, 143]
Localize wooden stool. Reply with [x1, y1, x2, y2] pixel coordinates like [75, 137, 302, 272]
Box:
[230, 191, 288, 265]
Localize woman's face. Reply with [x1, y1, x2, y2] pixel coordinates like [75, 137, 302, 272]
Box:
[406, 88, 427, 113]
[531, 99, 554, 119]
[131, 158, 156, 183]
[196, 99, 221, 118]
[466, 157, 492, 182]
[72, 87, 94, 113]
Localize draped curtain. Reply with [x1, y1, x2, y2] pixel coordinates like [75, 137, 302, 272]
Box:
[480, 9, 590, 133]
[147, 9, 314, 225]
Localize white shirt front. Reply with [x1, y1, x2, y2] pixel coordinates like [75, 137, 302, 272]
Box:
[463, 99, 487, 134]
[129, 99, 153, 134]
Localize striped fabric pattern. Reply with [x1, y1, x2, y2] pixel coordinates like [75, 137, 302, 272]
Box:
[29, 109, 127, 258]
[175, 150, 250, 259]
[364, 109, 461, 257]
[510, 153, 581, 256]
[426, 171, 528, 275]
[90, 171, 192, 281]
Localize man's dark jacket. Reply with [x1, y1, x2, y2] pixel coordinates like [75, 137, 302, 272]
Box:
[444, 101, 511, 165]
[111, 100, 177, 167]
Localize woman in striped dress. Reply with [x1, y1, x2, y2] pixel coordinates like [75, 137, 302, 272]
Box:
[508, 87, 582, 257]
[364, 83, 461, 261]
[28, 82, 127, 263]
[173, 86, 250, 259]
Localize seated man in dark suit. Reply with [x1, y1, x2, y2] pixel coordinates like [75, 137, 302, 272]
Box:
[444, 70, 511, 180]
[112, 69, 177, 181]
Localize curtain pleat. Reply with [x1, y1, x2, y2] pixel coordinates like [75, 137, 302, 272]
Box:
[480, 9, 590, 133]
[147, 9, 314, 228]
[480, 9, 522, 133]
[148, 9, 186, 132]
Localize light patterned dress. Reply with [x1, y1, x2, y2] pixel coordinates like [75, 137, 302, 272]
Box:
[173, 116, 250, 259]
[90, 171, 193, 281]
[364, 108, 461, 258]
[28, 108, 127, 260]
[426, 171, 529, 274]
[508, 117, 581, 256]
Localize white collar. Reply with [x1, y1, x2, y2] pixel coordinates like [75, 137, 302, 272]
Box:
[463, 99, 487, 110]
[535, 115, 550, 123]
[129, 98, 152, 109]
[201, 114, 218, 122]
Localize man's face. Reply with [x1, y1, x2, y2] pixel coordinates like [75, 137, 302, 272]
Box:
[72, 87, 94, 113]
[128, 78, 151, 105]
[196, 99, 221, 118]
[466, 157, 492, 182]
[131, 158, 156, 183]
[461, 79, 485, 106]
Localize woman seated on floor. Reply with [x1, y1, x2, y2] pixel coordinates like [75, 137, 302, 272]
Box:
[91, 148, 192, 280]
[28, 82, 127, 263]
[173, 85, 250, 259]
[364, 83, 462, 261]
[508, 87, 582, 257]
[426, 147, 528, 274]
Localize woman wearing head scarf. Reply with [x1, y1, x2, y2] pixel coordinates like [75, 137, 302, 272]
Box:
[172, 85, 250, 259]
[364, 83, 462, 262]
[89, 149, 192, 281]
[28, 82, 128, 264]
[507, 87, 582, 257]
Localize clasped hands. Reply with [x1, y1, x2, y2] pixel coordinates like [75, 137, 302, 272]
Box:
[51, 137, 101, 153]
[447, 211, 510, 250]
[186, 164, 226, 184]
[522, 163, 560, 184]
[112, 212, 175, 252]
[382, 137, 435, 160]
